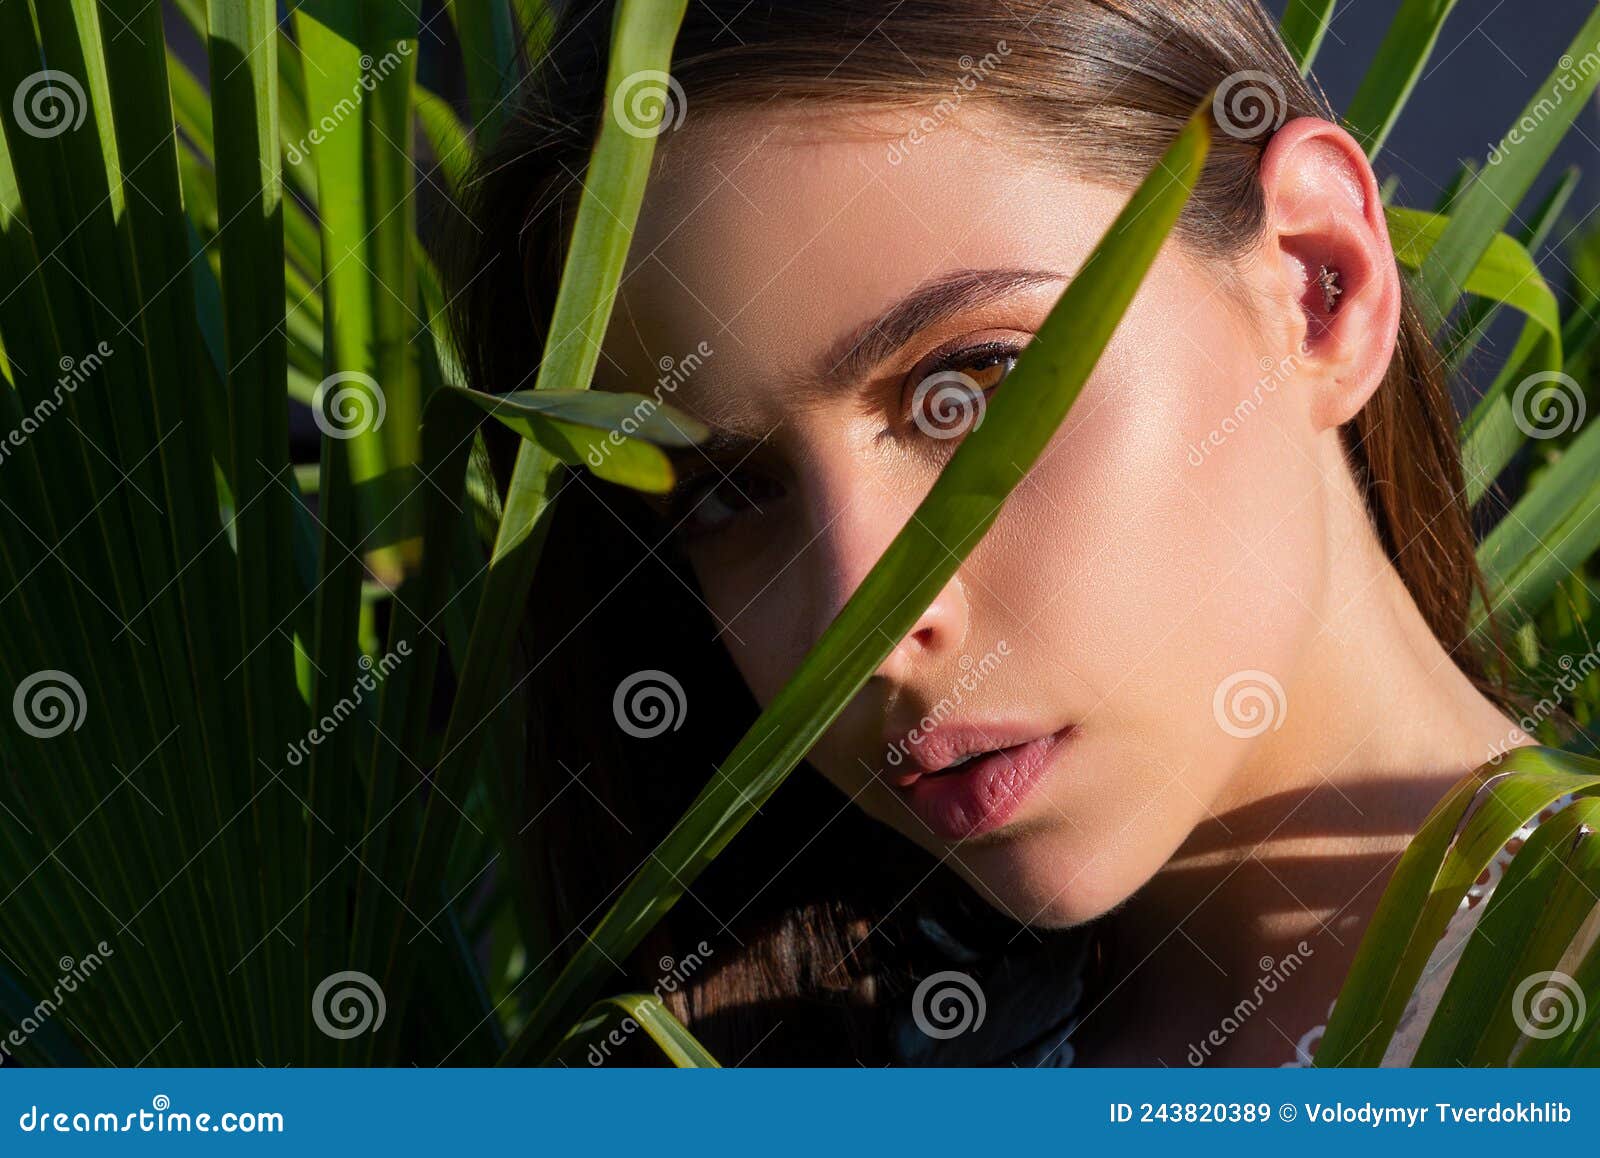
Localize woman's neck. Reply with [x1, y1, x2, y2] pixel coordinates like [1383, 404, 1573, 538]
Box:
[1078, 501, 1527, 1066]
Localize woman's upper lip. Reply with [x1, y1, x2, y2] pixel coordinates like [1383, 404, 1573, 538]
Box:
[884, 721, 1066, 783]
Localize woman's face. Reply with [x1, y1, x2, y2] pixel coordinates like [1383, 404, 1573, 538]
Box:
[600, 107, 1348, 926]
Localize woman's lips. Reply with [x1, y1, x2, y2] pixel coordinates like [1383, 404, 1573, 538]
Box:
[884, 723, 1073, 840]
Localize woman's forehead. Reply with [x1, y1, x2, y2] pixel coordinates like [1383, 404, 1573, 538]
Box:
[604, 106, 1123, 392]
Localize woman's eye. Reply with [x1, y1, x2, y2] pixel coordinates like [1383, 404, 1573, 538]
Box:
[671, 469, 784, 541]
[906, 343, 1019, 439]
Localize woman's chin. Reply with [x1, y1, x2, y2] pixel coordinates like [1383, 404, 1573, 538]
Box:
[943, 834, 1147, 930]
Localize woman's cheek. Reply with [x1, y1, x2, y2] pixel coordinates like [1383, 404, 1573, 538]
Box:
[972, 336, 1326, 762]
[699, 565, 801, 710]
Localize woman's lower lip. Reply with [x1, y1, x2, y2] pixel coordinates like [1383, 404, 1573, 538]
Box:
[893, 727, 1071, 840]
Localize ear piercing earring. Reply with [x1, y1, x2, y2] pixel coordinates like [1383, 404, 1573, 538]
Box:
[1317, 264, 1342, 314]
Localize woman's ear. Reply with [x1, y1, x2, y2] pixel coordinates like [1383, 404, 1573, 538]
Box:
[1256, 117, 1400, 430]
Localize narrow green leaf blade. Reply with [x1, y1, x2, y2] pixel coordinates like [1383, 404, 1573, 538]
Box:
[1412, 5, 1600, 329]
[416, 86, 473, 198]
[1343, 0, 1462, 161]
[1280, 0, 1338, 75]
[1384, 206, 1564, 501]
[442, 386, 709, 493]
[1317, 750, 1600, 1066]
[550, 994, 722, 1068]
[387, 0, 691, 1012]
[446, 0, 517, 148]
[1411, 797, 1600, 1064]
[1448, 165, 1579, 372]
[1473, 416, 1600, 637]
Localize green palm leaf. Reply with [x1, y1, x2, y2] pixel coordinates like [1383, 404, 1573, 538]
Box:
[1279, 0, 1338, 75]
[1343, 0, 1461, 161]
[1317, 748, 1600, 1066]
[1385, 206, 1565, 500]
[1411, 5, 1600, 332]
[1411, 796, 1600, 1065]
[551, 994, 722, 1068]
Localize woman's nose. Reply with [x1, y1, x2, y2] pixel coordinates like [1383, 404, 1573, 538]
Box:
[874, 573, 971, 684]
[803, 467, 971, 681]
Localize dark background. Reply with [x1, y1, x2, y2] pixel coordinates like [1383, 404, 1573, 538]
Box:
[1264, 0, 1600, 258]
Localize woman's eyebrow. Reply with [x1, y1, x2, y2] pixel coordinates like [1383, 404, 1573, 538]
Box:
[813, 267, 1063, 388]
[693, 427, 766, 458]
[666, 424, 770, 468]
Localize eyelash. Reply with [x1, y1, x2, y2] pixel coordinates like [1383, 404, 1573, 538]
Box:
[904, 339, 1021, 417]
[663, 339, 1023, 542]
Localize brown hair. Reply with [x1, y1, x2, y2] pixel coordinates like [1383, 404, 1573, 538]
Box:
[447, 0, 1500, 1064]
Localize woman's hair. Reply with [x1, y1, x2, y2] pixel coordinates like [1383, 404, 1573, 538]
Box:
[445, 0, 1502, 1063]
